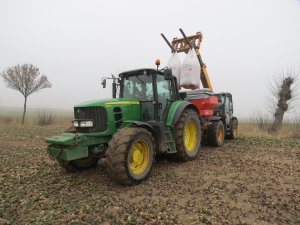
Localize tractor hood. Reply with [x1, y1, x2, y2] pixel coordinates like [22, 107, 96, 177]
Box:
[74, 98, 140, 108]
[73, 98, 141, 134]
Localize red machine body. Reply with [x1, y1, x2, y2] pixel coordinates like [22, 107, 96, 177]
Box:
[189, 95, 218, 120]
[183, 89, 218, 120]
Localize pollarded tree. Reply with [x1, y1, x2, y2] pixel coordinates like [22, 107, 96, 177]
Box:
[267, 71, 299, 133]
[1, 64, 52, 124]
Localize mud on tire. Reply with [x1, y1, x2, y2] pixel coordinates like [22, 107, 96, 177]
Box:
[208, 120, 225, 147]
[227, 118, 238, 140]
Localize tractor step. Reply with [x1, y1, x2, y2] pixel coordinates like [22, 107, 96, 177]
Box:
[165, 127, 177, 153]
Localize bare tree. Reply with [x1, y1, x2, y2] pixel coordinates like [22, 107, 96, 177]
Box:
[267, 71, 299, 133]
[1, 64, 52, 124]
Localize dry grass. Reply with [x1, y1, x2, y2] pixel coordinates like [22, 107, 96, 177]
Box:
[0, 107, 73, 126]
[0, 115, 12, 124]
[239, 122, 300, 138]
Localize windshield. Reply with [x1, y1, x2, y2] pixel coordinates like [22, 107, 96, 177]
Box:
[218, 95, 225, 104]
[121, 74, 153, 101]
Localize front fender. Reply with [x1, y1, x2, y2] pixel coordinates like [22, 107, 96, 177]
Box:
[122, 120, 155, 130]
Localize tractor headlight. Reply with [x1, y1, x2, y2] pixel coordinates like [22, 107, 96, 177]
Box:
[80, 121, 94, 128]
[73, 121, 79, 127]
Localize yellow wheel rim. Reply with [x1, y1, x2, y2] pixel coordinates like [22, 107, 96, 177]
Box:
[184, 119, 198, 152]
[128, 140, 150, 175]
[218, 125, 224, 143]
[233, 125, 237, 138]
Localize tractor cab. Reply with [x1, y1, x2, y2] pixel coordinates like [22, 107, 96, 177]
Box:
[214, 93, 234, 125]
[116, 68, 178, 122]
[213, 92, 238, 138]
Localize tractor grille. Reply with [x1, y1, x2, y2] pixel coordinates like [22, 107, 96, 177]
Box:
[74, 106, 108, 133]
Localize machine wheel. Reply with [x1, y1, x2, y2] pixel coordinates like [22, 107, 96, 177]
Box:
[106, 127, 154, 185]
[174, 109, 201, 161]
[227, 119, 238, 140]
[208, 120, 225, 147]
[57, 157, 99, 172]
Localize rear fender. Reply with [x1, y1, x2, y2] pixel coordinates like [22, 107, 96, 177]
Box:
[166, 101, 199, 126]
[232, 116, 238, 124]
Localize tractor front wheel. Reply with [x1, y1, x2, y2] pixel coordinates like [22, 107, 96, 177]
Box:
[174, 109, 201, 161]
[106, 127, 154, 185]
[208, 120, 225, 147]
[58, 157, 99, 172]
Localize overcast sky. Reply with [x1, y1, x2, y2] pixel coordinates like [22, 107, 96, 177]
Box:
[0, 0, 299, 118]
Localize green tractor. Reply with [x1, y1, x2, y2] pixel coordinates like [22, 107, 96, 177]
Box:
[46, 67, 202, 184]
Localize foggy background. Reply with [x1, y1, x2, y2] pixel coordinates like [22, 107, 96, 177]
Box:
[0, 0, 299, 118]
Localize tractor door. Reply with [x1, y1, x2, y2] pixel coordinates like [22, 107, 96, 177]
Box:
[121, 74, 155, 121]
[156, 74, 176, 121]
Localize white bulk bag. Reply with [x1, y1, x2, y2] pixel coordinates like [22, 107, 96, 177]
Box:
[180, 48, 201, 89]
[166, 52, 181, 87]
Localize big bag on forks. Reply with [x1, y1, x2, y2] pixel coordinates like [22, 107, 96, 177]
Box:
[166, 52, 181, 87]
[180, 48, 201, 90]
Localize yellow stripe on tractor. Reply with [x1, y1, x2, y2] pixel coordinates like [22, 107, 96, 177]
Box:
[105, 101, 140, 105]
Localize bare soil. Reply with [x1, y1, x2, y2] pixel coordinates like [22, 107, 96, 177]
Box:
[0, 124, 299, 224]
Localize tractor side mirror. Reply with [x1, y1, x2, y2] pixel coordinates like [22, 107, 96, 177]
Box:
[101, 78, 107, 88]
[164, 69, 173, 80]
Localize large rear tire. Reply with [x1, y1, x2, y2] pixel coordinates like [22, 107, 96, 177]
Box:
[58, 157, 99, 172]
[208, 120, 225, 147]
[227, 119, 238, 140]
[106, 127, 154, 185]
[174, 109, 201, 161]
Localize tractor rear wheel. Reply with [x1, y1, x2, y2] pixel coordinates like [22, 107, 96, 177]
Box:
[174, 109, 201, 161]
[227, 119, 238, 140]
[106, 127, 154, 185]
[208, 120, 225, 147]
[58, 157, 99, 172]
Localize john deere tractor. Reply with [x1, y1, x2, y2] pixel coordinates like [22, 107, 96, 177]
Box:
[47, 67, 202, 184]
[46, 29, 237, 185]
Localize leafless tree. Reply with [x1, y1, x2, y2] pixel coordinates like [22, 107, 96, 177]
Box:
[267, 70, 299, 133]
[1, 64, 52, 124]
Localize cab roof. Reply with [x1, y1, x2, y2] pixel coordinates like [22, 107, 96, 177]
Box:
[119, 68, 164, 77]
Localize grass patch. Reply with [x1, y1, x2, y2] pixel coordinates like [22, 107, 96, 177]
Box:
[0, 107, 73, 126]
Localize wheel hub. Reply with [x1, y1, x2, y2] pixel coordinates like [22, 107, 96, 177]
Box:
[129, 140, 149, 175]
[133, 149, 143, 164]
